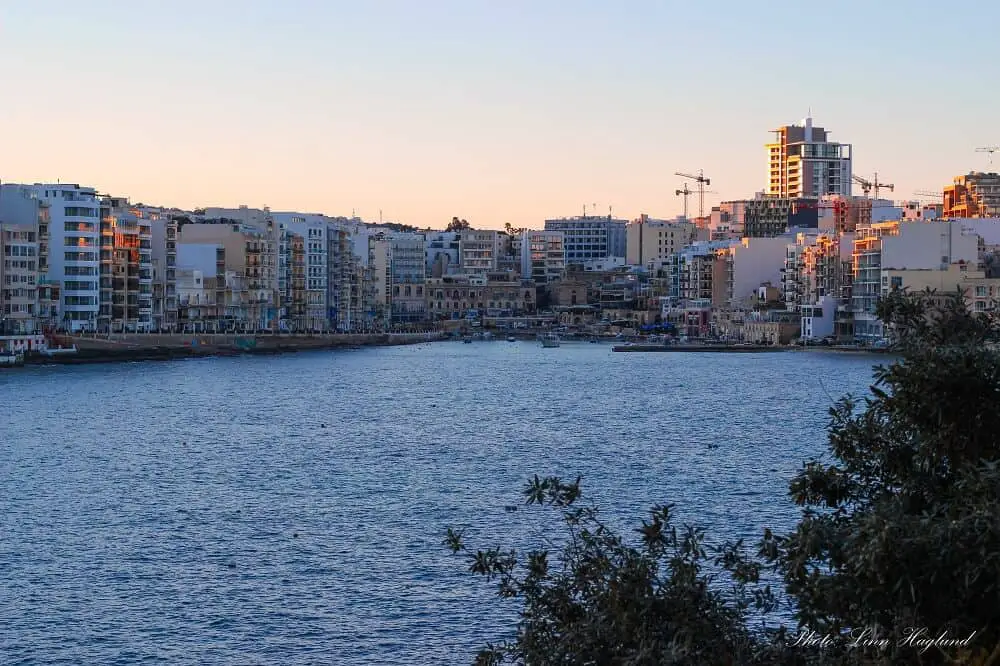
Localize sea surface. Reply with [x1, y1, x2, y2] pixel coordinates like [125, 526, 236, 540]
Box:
[0, 341, 880, 665]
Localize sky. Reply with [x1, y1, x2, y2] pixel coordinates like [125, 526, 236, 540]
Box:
[2, 1, 998, 229]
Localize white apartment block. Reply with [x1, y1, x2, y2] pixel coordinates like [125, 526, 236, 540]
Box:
[1, 184, 102, 331]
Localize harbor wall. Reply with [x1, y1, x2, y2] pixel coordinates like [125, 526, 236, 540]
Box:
[28, 332, 445, 365]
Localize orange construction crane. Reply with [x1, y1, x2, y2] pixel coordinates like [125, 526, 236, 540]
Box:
[675, 170, 711, 218]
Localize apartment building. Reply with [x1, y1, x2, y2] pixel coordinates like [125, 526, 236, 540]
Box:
[943, 172, 1000, 218]
[852, 220, 980, 339]
[519, 230, 565, 283]
[179, 221, 279, 330]
[625, 215, 700, 267]
[287, 233, 306, 331]
[766, 115, 852, 199]
[543, 215, 627, 266]
[0, 222, 39, 333]
[425, 231, 461, 277]
[425, 274, 535, 319]
[741, 196, 820, 238]
[137, 206, 179, 332]
[0, 184, 102, 331]
[459, 230, 500, 275]
[369, 234, 392, 328]
[97, 197, 153, 333]
[389, 233, 426, 323]
[783, 232, 854, 311]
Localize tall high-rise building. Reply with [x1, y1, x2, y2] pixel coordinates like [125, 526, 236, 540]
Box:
[767, 116, 852, 199]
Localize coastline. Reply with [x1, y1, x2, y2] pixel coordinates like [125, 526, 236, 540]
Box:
[18, 332, 446, 366]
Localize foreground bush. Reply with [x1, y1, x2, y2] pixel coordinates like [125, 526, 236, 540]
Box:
[448, 289, 1000, 665]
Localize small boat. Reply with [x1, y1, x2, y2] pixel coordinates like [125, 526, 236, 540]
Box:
[0, 352, 25, 368]
[506, 336, 516, 342]
[462, 336, 473, 344]
[540, 333, 560, 348]
[38, 345, 78, 357]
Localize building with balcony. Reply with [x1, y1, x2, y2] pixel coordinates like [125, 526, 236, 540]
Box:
[97, 196, 153, 333]
[519, 230, 565, 283]
[0, 183, 101, 331]
[459, 230, 500, 275]
[390, 232, 426, 323]
[766, 115, 852, 199]
[0, 222, 39, 333]
[425, 274, 535, 320]
[852, 220, 980, 339]
[943, 172, 1000, 218]
[179, 221, 279, 330]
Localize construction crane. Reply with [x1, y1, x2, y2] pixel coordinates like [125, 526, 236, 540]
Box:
[852, 172, 894, 200]
[675, 184, 692, 219]
[977, 146, 999, 166]
[913, 189, 942, 200]
[674, 170, 711, 218]
[674, 184, 718, 219]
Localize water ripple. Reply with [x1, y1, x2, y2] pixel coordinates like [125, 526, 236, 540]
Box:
[0, 343, 876, 664]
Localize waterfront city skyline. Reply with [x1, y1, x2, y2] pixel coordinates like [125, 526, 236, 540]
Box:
[2, 0, 998, 229]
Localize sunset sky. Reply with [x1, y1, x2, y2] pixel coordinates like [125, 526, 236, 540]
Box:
[2, 0, 998, 229]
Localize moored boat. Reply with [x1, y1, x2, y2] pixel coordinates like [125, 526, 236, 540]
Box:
[0, 352, 25, 368]
[540, 333, 560, 348]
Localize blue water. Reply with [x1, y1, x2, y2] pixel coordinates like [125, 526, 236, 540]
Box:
[0, 342, 878, 664]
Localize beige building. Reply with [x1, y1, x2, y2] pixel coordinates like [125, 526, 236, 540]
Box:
[425, 274, 535, 318]
[625, 215, 700, 267]
[0, 222, 40, 333]
[882, 263, 1000, 313]
[179, 222, 280, 330]
[459, 230, 500, 275]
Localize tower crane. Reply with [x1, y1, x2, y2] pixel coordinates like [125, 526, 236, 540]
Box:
[977, 146, 999, 167]
[675, 183, 718, 219]
[913, 189, 942, 200]
[674, 170, 711, 218]
[675, 183, 692, 219]
[852, 172, 894, 200]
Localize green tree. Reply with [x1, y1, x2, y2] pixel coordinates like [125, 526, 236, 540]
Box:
[764, 287, 1000, 663]
[444, 475, 784, 665]
[448, 288, 1000, 665]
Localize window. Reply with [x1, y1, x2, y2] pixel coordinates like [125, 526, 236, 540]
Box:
[890, 276, 903, 289]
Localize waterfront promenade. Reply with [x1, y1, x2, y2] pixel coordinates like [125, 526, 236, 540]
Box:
[27, 332, 445, 364]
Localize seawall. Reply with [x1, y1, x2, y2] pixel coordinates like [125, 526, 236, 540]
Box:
[25, 332, 445, 365]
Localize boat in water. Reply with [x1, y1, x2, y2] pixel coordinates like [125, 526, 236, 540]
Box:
[0, 352, 25, 368]
[506, 335, 516, 342]
[540, 333, 560, 348]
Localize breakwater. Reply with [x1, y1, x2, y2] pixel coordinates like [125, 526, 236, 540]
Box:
[613, 344, 788, 353]
[25, 332, 445, 365]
